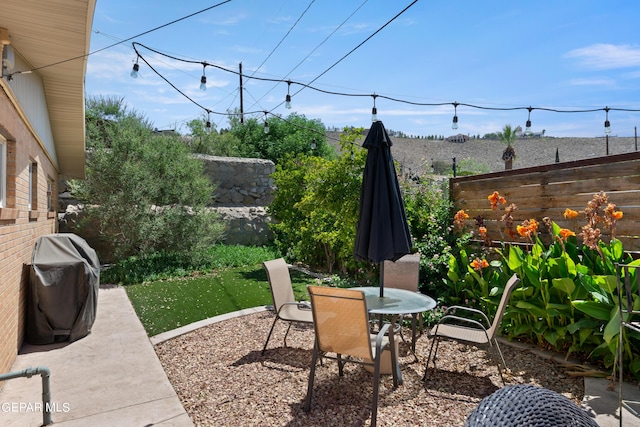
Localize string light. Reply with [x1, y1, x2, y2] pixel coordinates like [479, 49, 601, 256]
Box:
[263, 112, 269, 134]
[130, 42, 640, 136]
[206, 110, 211, 130]
[452, 102, 459, 130]
[311, 138, 316, 150]
[130, 57, 139, 78]
[371, 94, 378, 122]
[604, 107, 611, 134]
[200, 64, 207, 91]
[525, 106, 533, 136]
[285, 81, 292, 109]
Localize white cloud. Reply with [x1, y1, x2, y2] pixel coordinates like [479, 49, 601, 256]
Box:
[568, 77, 616, 86]
[566, 44, 640, 70]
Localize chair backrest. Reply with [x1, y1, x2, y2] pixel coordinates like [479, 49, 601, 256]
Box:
[263, 258, 295, 312]
[616, 263, 640, 315]
[307, 286, 373, 361]
[486, 274, 520, 339]
[382, 253, 420, 292]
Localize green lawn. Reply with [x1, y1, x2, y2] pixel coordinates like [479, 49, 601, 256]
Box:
[125, 264, 318, 336]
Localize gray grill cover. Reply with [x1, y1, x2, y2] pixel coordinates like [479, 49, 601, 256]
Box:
[26, 233, 100, 344]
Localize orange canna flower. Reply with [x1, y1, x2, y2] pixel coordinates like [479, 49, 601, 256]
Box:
[517, 219, 539, 239]
[516, 225, 528, 237]
[559, 228, 576, 241]
[479, 226, 487, 238]
[563, 208, 579, 220]
[488, 191, 507, 210]
[453, 209, 470, 229]
[470, 258, 489, 271]
[613, 211, 623, 220]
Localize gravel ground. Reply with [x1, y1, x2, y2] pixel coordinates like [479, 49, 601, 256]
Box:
[155, 310, 585, 427]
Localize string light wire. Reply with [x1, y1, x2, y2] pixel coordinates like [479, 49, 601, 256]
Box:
[132, 41, 640, 136]
[4, 0, 233, 78]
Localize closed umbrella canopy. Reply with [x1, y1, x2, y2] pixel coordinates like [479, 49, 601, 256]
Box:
[354, 121, 412, 296]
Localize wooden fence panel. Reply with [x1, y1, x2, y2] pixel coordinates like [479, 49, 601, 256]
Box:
[450, 151, 640, 252]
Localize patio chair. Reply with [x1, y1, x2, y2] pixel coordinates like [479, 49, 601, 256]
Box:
[423, 273, 520, 385]
[616, 262, 640, 425]
[304, 286, 399, 427]
[382, 253, 422, 356]
[261, 258, 313, 355]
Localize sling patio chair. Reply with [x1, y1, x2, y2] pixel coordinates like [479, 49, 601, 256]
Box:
[382, 253, 422, 358]
[261, 258, 313, 355]
[423, 273, 520, 385]
[304, 285, 399, 427]
[615, 262, 640, 425]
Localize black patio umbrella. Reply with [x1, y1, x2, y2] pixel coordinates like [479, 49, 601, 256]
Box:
[354, 120, 413, 297]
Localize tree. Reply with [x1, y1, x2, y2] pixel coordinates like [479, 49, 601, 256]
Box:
[227, 112, 335, 163]
[70, 96, 225, 262]
[269, 128, 364, 273]
[184, 116, 242, 156]
[498, 124, 517, 170]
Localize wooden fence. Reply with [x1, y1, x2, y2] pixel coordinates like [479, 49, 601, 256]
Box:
[449, 151, 640, 252]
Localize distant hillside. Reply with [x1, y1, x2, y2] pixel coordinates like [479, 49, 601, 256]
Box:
[326, 131, 639, 176]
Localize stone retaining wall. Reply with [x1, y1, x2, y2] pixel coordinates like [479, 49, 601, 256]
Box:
[59, 155, 277, 248]
[199, 155, 275, 207]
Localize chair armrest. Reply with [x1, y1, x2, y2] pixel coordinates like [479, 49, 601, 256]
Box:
[276, 301, 311, 315]
[375, 322, 393, 353]
[441, 305, 491, 328]
[435, 314, 488, 332]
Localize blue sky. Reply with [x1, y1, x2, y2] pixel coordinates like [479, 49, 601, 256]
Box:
[86, 0, 640, 138]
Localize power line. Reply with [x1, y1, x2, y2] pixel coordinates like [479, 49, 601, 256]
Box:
[250, 0, 370, 110]
[250, 0, 316, 78]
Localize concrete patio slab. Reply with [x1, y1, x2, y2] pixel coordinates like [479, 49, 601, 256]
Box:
[0, 286, 192, 427]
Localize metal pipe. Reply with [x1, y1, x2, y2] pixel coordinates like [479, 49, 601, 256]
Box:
[0, 366, 52, 426]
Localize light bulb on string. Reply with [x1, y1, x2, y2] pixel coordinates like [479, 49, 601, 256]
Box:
[263, 112, 269, 134]
[525, 106, 533, 136]
[205, 111, 212, 131]
[130, 58, 139, 79]
[604, 107, 611, 134]
[452, 102, 459, 130]
[371, 94, 378, 122]
[200, 64, 207, 91]
[285, 81, 292, 109]
[311, 138, 316, 150]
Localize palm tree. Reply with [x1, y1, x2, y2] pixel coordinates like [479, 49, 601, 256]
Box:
[498, 124, 517, 170]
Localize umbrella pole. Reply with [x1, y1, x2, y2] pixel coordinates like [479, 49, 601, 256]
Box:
[379, 262, 384, 298]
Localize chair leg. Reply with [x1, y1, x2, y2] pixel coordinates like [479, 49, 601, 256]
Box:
[389, 336, 399, 388]
[261, 316, 279, 355]
[371, 353, 382, 427]
[304, 345, 320, 413]
[489, 339, 507, 385]
[423, 335, 440, 381]
[283, 322, 293, 347]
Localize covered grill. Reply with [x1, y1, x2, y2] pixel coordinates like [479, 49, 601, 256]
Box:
[26, 233, 100, 344]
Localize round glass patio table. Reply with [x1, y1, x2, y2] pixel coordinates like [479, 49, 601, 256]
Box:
[351, 287, 436, 315]
[351, 287, 436, 384]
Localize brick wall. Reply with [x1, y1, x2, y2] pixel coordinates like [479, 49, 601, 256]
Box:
[0, 85, 57, 377]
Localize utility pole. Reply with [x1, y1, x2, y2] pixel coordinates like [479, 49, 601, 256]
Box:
[635, 126, 638, 151]
[239, 62, 244, 124]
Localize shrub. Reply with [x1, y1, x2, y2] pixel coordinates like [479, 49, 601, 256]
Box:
[448, 191, 640, 378]
[70, 97, 225, 262]
[269, 128, 365, 273]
